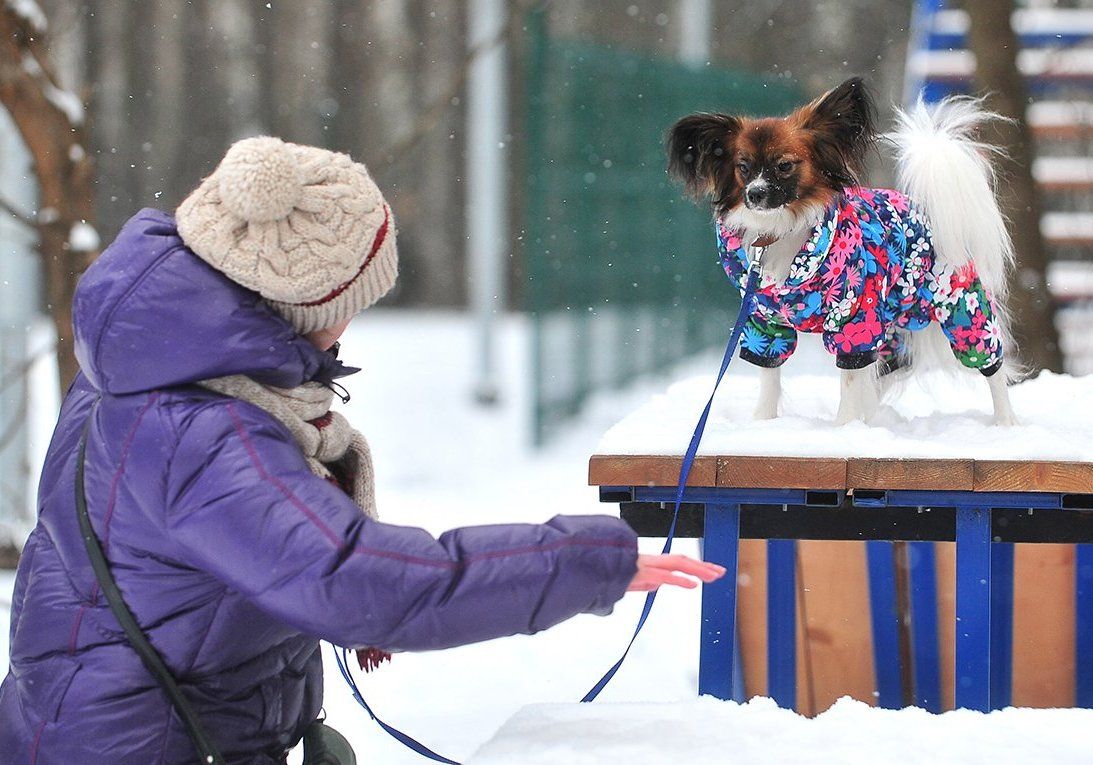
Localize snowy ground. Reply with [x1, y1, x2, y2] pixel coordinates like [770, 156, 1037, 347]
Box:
[599, 334, 1093, 461]
[469, 698, 1093, 764]
[2, 312, 1090, 764]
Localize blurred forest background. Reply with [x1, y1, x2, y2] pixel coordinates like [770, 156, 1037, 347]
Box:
[37, 0, 914, 306]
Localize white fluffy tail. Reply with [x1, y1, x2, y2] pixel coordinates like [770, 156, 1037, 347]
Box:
[887, 96, 1020, 382]
[887, 96, 1014, 298]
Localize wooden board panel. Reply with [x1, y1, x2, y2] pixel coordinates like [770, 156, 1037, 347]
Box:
[737, 540, 877, 715]
[932, 542, 1074, 711]
[974, 460, 1093, 493]
[1013, 544, 1075, 707]
[847, 458, 974, 491]
[936, 542, 956, 711]
[797, 540, 876, 714]
[592, 453, 1093, 492]
[717, 456, 847, 490]
[737, 540, 767, 701]
[587, 455, 717, 487]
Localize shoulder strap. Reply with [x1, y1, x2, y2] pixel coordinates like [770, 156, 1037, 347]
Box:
[75, 417, 226, 765]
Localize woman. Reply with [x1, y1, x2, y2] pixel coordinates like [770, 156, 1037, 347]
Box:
[0, 137, 722, 764]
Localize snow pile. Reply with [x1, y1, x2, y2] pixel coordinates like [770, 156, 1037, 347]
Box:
[469, 697, 1093, 765]
[68, 221, 100, 253]
[598, 337, 1093, 461]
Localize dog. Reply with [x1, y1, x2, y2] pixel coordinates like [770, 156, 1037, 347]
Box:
[666, 77, 1018, 425]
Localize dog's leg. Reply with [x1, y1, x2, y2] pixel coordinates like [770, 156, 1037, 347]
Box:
[835, 366, 879, 425]
[988, 372, 1018, 426]
[754, 366, 781, 419]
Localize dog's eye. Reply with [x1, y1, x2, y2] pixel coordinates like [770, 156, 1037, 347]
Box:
[736, 162, 750, 175]
[777, 160, 794, 174]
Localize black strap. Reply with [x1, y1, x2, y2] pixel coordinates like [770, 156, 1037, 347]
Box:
[76, 418, 226, 765]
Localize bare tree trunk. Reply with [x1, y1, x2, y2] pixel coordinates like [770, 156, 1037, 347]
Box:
[330, 0, 371, 157]
[149, 0, 187, 208]
[125, 0, 157, 205]
[265, 1, 331, 146]
[211, 0, 262, 141]
[85, 1, 130, 239]
[407, 0, 465, 305]
[181, 0, 231, 196]
[966, 0, 1063, 373]
[0, 7, 98, 390]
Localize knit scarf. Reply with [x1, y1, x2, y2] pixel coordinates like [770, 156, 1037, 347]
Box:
[198, 375, 377, 520]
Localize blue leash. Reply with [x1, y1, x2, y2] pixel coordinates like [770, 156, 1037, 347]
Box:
[581, 257, 762, 702]
[335, 255, 764, 762]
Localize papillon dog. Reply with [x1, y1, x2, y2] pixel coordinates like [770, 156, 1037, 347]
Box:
[667, 77, 1018, 425]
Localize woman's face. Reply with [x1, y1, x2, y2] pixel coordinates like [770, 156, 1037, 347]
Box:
[305, 318, 353, 351]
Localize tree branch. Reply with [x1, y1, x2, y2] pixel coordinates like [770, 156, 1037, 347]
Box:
[0, 193, 36, 230]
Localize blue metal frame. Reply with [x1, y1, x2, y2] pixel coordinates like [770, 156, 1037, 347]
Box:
[767, 539, 797, 709]
[609, 484, 1092, 714]
[866, 541, 904, 709]
[990, 543, 1015, 710]
[909, 541, 942, 713]
[699, 503, 741, 701]
[1077, 545, 1093, 707]
[955, 506, 992, 710]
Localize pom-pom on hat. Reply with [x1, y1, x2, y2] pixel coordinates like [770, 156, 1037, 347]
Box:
[176, 136, 397, 335]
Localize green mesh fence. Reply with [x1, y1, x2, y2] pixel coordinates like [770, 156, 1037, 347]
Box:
[524, 14, 802, 444]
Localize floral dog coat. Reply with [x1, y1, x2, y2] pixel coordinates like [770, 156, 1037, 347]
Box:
[716, 186, 1004, 375]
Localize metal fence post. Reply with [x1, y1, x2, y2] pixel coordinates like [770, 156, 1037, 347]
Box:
[955, 506, 993, 711]
[700, 502, 741, 700]
[767, 538, 797, 709]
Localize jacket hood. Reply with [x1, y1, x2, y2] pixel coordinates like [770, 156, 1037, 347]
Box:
[73, 209, 354, 394]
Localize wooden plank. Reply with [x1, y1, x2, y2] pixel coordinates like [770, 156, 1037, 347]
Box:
[587, 455, 717, 487]
[974, 460, 1093, 493]
[847, 458, 974, 491]
[717, 456, 847, 490]
[737, 540, 876, 715]
[1013, 544, 1075, 707]
[798, 540, 876, 714]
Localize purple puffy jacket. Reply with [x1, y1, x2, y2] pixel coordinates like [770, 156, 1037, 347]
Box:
[0, 210, 638, 764]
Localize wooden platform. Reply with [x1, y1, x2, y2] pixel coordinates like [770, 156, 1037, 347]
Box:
[590, 452, 1091, 712]
[589, 454, 1093, 493]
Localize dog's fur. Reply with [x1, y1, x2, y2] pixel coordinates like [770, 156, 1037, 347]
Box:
[666, 78, 1018, 425]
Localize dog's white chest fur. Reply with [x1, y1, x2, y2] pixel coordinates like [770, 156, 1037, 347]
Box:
[720, 203, 824, 286]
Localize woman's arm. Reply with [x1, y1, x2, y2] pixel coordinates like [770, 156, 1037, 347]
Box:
[165, 400, 642, 651]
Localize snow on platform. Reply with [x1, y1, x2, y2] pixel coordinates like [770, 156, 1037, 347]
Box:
[467, 697, 1093, 765]
[597, 341, 1093, 462]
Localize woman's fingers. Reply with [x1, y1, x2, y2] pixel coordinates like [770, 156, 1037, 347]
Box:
[627, 554, 728, 592]
[640, 554, 726, 581]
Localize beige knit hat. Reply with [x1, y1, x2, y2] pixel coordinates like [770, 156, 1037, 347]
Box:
[176, 136, 397, 334]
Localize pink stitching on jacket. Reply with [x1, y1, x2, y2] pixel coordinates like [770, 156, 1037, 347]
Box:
[70, 392, 160, 655]
[29, 720, 45, 765]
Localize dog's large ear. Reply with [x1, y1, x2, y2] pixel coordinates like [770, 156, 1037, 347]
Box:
[795, 77, 877, 188]
[666, 113, 741, 200]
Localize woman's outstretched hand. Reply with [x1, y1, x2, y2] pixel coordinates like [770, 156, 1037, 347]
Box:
[627, 554, 727, 592]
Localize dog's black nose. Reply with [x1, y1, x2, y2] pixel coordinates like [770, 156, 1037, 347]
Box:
[746, 186, 768, 206]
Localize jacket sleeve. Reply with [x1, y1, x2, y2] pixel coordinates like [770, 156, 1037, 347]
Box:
[164, 400, 638, 652]
[738, 314, 797, 368]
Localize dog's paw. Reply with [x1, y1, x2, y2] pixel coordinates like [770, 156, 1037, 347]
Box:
[834, 410, 859, 426]
[993, 411, 1020, 427]
[753, 403, 779, 420]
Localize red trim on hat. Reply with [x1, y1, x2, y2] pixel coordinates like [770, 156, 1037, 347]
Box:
[292, 205, 391, 307]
